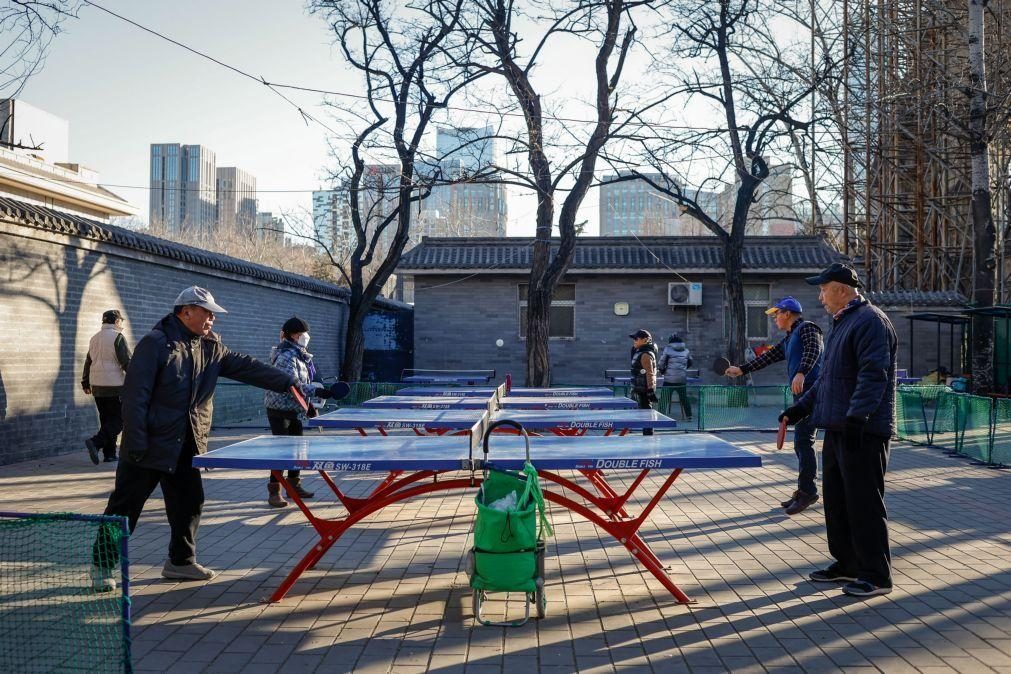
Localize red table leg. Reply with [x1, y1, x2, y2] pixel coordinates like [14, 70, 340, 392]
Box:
[268, 467, 692, 604]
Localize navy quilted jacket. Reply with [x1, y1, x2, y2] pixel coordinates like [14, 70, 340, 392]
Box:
[797, 298, 897, 438]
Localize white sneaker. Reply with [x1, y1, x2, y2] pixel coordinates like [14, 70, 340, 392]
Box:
[90, 566, 116, 592]
[162, 560, 216, 581]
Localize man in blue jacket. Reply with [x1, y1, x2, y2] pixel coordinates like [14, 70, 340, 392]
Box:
[726, 297, 823, 515]
[780, 262, 897, 598]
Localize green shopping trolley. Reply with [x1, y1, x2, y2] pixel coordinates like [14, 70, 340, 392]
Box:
[468, 419, 552, 627]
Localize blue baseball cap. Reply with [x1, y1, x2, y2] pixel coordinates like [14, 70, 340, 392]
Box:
[764, 296, 803, 315]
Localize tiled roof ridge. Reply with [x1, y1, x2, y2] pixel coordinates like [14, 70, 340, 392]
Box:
[0, 196, 406, 306]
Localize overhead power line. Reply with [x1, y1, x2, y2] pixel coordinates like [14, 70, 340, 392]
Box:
[80, 0, 722, 135]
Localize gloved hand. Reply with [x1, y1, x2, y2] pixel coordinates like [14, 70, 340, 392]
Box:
[844, 416, 865, 448]
[306, 402, 319, 419]
[647, 390, 659, 403]
[778, 404, 808, 425]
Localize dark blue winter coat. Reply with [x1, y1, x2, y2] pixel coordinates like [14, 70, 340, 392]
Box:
[797, 298, 897, 438]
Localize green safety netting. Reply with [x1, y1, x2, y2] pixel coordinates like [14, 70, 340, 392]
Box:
[0, 513, 131, 674]
[991, 398, 1011, 466]
[956, 395, 994, 464]
[613, 384, 790, 431]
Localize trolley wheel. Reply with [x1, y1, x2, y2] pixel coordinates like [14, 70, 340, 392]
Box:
[472, 589, 482, 619]
[535, 583, 546, 619]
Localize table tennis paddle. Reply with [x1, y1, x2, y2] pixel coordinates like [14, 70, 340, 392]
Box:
[713, 356, 731, 376]
[289, 385, 309, 413]
[329, 381, 352, 400]
[776, 417, 788, 450]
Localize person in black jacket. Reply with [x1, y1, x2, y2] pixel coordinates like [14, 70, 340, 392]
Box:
[91, 286, 296, 591]
[780, 263, 897, 598]
[628, 329, 659, 436]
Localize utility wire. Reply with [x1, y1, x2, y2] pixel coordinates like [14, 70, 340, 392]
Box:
[80, 0, 728, 135]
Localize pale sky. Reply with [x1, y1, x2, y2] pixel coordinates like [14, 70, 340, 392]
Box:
[18, 1, 771, 238]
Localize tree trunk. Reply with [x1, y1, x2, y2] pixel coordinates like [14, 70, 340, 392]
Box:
[724, 182, 757, 369]
[968, 0, 995, 393]
[525, 286, 552, 387]
[341, 305, 367, 382]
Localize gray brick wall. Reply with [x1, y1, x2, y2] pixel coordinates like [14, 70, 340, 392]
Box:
[413, 273, 834, 386]
[0, 218, 406, 465]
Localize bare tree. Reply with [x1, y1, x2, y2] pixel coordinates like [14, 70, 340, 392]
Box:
[968, 0, 996, 392]
[309, 0, 485, 381]
[460, 0, 654, 386]
[1, 1, 81, 149]
[604, 0, 841, 367]
[145, 217, 334, 282]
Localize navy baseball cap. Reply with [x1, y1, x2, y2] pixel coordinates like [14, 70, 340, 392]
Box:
[629, 329, 652, 340]
[764, 296, 803, 315]
[805, 262, 862, 288]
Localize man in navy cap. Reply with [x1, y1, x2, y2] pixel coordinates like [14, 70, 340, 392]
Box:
[726, 296, 823, 515]
[780, 262, 897, 598]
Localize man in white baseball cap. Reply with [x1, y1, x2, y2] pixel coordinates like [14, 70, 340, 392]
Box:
[91, 286, 295, 590]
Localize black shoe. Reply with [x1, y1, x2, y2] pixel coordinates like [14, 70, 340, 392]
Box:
[104, 454, 118, 463]
[809, 566, 857, 583]
[842, 580, 892, 597]
[85, 439, 100, 465]
[781, 490, 800, 508]
[785, 491, 819, 516]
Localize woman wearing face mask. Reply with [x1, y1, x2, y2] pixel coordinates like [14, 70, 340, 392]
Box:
[263, 317, 330, 507]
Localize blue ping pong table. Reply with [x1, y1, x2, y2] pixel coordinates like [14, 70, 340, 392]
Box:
[401, 369, 496, 385]
[194, 432, 760, 604]
[306, 408, 678, 435]
[363, 395, 637, 410]
[395, 386, 616, 398]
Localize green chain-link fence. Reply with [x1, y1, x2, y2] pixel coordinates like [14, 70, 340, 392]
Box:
[896, 386, 1011, 466]
[0, 512, 131, 673]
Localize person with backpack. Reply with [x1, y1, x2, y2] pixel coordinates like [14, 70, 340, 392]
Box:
[263, 317, 335, 507]
[658, 333, 693, 421]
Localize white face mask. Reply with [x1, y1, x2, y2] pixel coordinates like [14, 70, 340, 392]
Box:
[296, 333, 310, 348]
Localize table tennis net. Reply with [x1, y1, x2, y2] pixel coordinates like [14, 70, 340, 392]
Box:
[0, 512, 131, 673]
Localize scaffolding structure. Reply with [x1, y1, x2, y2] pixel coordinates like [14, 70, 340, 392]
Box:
[839, 0, 1011, 296]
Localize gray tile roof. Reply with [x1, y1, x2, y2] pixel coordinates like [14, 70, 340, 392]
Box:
[866, 289, 968, 308]
[398, 235, 845, 273]
[0, 197, 406, 309]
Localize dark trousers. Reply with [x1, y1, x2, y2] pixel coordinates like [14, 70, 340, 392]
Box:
[663, 383, 693, 419]
[90, 396, 123, 459]
[267, 409, 303, 482]
[793, 396, 818, 496]
[94, 437, 204, 568]
[822, 430, 892, 586]
[632, 390, 654, 436]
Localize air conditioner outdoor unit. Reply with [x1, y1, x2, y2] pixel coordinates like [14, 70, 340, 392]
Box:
[668, 281, 703, 306]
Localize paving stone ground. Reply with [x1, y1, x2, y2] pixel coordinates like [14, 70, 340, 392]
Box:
[2, 427, 1010, 673]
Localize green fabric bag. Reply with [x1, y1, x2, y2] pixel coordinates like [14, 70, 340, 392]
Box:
[473, 463, 552, 554]
[471, 550, 538, 592]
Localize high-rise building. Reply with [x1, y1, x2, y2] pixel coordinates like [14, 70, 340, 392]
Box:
[256, 211, 284, 244]
[216, 167, 257, 232]
[149, 144, 216, 233]
[418, 126, 507, 238]
[599, 171, 682, 236]
[312, 188, 351, 254]
[715, 163, 797, 235]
